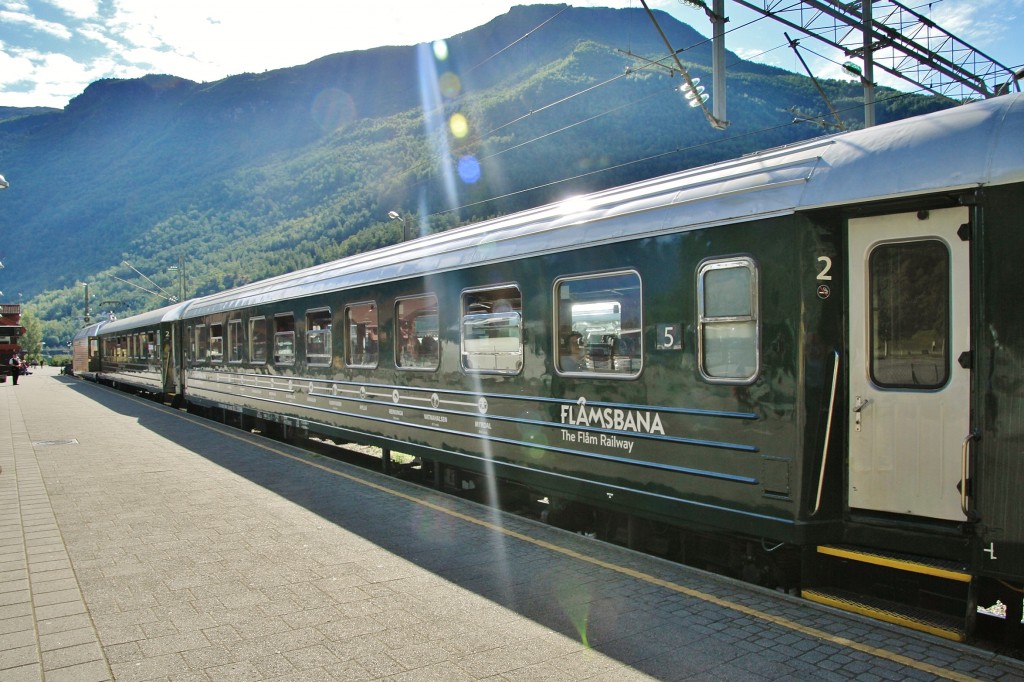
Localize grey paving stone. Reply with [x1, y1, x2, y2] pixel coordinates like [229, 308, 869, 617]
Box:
[3, 372, 1024, 681]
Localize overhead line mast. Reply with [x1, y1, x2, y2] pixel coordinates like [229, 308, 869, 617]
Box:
[730, 0, 1021, 125]
[638, 0, 730, 130]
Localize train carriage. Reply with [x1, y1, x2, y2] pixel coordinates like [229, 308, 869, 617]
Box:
[91, 93, 1024, 642]
[71, 320, 107, 378]
[91, 301, 189, 402]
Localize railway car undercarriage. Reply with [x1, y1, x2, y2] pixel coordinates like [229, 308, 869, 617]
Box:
[180, 399, 1024, 653]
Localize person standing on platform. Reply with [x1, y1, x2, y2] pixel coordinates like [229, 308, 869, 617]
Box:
[9, 354, 23, 385]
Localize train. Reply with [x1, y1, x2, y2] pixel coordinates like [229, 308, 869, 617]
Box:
[74, 93, 1024, 644]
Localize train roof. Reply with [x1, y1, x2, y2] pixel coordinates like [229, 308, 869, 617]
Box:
[169, 93, 1020, 319]
[72, 321, 107, 341]
[97, 300, 193, 335]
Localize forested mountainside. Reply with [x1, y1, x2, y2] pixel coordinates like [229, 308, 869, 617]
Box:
[0, 4, 949, 347]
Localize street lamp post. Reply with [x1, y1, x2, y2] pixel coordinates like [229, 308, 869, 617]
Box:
[388, 211, 412, 242]
[81, 283, 91, 324]
[168, 255, 186, 302]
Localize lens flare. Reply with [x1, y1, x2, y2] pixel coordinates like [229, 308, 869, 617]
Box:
[310, 88, 356, 132]
[432, 39, 449, 61]
[449, 112, 469, 138]
[554, 573, 592, 647]
[457, 155, 481, 184]
[439, 72, 462, 98]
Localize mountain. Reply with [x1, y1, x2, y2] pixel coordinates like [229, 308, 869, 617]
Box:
[0, 4, 949, 349]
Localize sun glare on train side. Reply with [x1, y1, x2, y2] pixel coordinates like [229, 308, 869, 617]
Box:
[557, 195, 589, 218]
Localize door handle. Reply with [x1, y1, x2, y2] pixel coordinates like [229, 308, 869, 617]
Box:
[853, 396, 870, 432]
[961, 429, 980, 519]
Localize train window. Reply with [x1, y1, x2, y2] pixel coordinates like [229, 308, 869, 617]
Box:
[227, 319, 243, 363]
[306, 309, 332, 367]
[209, 323, 224, 363]
[148, 331, 159, 361]
[249, 317, 267, 364]
[345, 302, 379, 368]
[195, 325, 209, 364]
[554, 271, 642, 377]
[869, 240, 950, 389]
[698, 258, 759, 383]
[396, 295, 439, 370]
[461, 285, 523, 374]
[186, 325, 195, 364]
[274, 315, 296, 365]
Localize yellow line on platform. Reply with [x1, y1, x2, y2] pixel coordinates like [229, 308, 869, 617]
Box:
[128, 392, 982, 682]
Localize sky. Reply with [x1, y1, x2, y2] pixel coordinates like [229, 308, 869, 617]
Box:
[0, 0, 1022, 109]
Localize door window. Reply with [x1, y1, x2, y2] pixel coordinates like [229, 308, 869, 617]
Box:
[869, 240, 950, 389]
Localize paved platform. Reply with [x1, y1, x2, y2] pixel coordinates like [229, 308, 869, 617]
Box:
[2, 369, 1024, 681]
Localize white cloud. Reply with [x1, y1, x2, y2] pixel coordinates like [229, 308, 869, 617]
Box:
[917, 0, 1022, 58]
[0, 0, 1019, 109]
[77, 22, 126, 52]
[40, 0, 100, 21]
[0, 9, 73, 40]
[0, 49, 91, 106]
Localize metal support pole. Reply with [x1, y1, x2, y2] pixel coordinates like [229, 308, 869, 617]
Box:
[863, 0, 876, 127]
[179, 255, 186, 302]
[711, 0, 727, 124]
[83, 283, 91, 324]
[639, 0, 728, 129]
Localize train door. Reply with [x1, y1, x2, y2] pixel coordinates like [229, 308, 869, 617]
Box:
[847, 207, 971, 521]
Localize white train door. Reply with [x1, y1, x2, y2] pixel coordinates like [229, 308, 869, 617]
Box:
[848, 207, 971, 521]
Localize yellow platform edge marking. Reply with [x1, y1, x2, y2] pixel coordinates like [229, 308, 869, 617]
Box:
[123, 391, 984, 682]
[818, 545, 972, 583]
[802, 589, 966, 642]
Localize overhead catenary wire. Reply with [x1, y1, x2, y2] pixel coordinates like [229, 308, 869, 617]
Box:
[445, 0, 1010, 216]
[388, 1, 956, 228]
[108, 4, 962, 311]
[398, 1, 838, 214]
[467, 5, 572, 75]
[436, 2, 779, 170]
[422, 7, 773, 191]
[476, 86, 670, 163]
[432, 81, 947, 220]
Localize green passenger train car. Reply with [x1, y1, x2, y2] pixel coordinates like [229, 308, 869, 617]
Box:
[78, 93, 1024, 643]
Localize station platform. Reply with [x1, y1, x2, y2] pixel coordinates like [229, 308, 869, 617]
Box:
[3, 369, 1024, 681]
